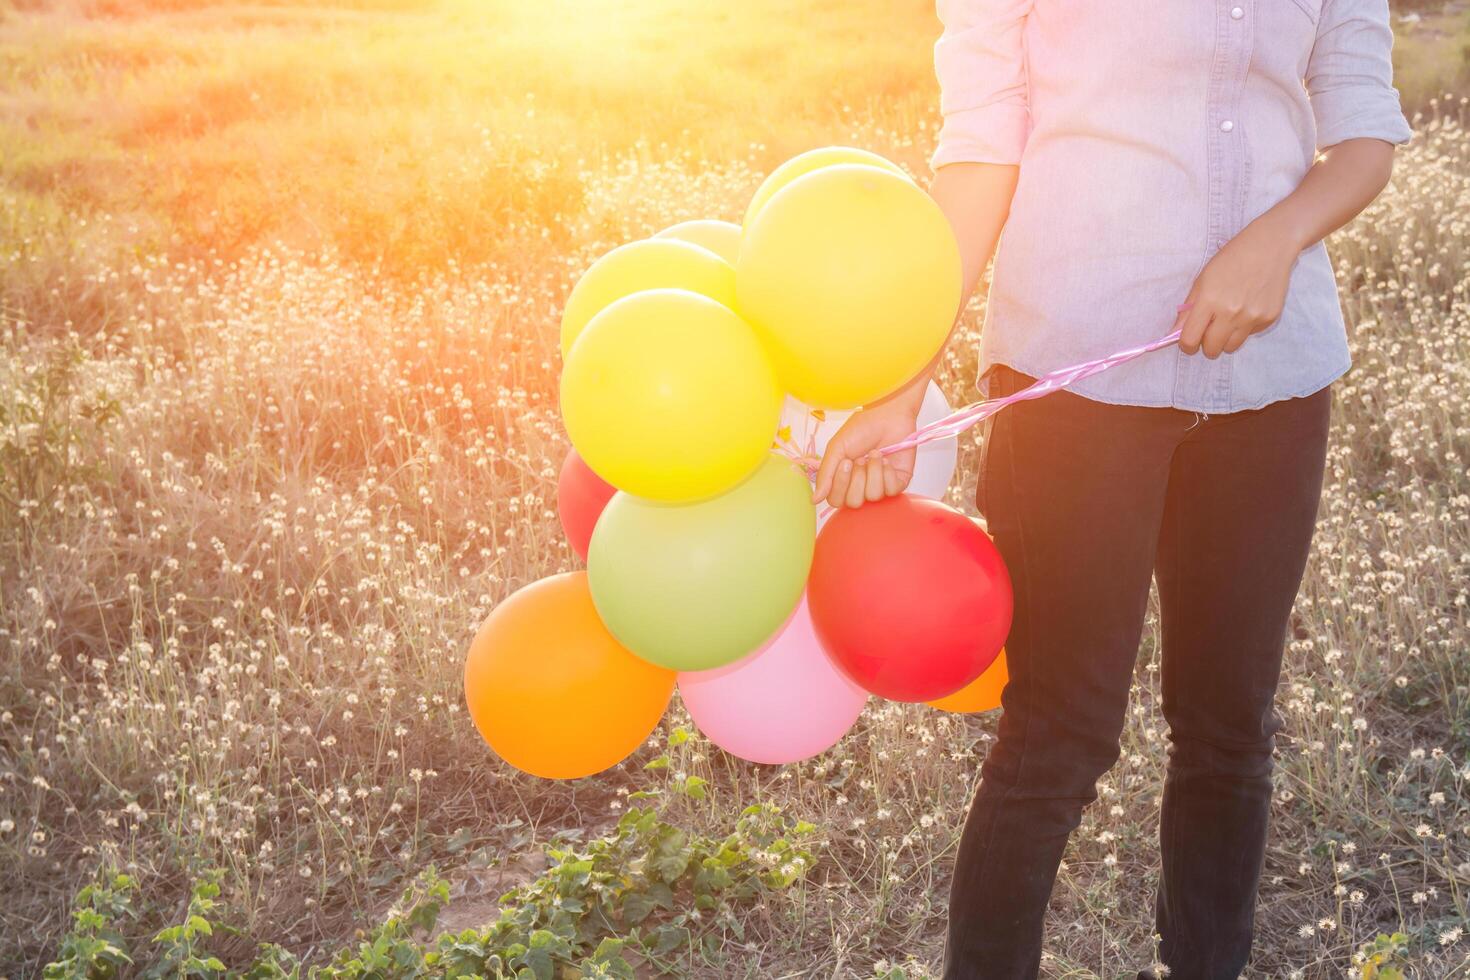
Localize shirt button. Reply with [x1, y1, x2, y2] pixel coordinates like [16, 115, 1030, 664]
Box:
[1220, 119, 1235, 132]
[1231, 6, 1244, 18]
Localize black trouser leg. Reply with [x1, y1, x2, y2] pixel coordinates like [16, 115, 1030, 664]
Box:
[1153, 388, 1331, 979]
[944, 370, 1180, 980]
[943, 367, 1331, 980]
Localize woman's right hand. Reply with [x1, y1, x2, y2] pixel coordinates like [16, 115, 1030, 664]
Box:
[811, 398, 921, 509]
[804, 161, 1015, 510]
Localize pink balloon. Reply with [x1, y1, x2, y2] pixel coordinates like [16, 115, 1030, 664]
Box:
[678, 597, 867, 764]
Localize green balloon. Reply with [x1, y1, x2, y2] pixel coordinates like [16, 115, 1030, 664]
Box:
[588, 454, 816, 671]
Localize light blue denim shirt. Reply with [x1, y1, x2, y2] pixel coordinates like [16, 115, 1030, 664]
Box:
[932, 0, 1413, 413]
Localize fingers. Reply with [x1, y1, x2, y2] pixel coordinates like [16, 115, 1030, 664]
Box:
[864, 453, 885, 502]
[881, 456, 906, 496]
[1221, 323, 1255, 355]
[1187, 304, 1279, 358]
[844, 460, 868, 509]
[812, 440, 844, 503]
[1204, 308, 1276, 358]
[1172, 286, 1200, 350]
[1200, 313, 1234, 358]
[813, 416, 918, 509]
[1171, 299, 1195, 333]
[1183, 303, 1252, 358]
[829, 453, 911, 509]
[1178, 271, 1285, 359]
[1177, 302, 1213, 356]
[825, 458, 854, 509]
[882, 452, 905, 499]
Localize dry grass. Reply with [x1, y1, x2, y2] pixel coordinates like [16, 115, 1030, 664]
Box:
[1, 1, 1469, 977]
[1394, 2, 1470, 110]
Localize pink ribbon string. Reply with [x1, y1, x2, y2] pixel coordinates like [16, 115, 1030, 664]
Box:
[779, 325, 1184, 476]
[880, 327, 1183, 456]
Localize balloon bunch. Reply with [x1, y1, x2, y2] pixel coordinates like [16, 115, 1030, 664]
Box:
[464, 147, 1013, 780]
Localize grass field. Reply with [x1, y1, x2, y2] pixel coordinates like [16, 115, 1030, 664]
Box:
[2, 0, 1470, 977]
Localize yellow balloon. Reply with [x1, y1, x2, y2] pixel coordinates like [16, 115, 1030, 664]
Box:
[561, 288, 782, 503]
[743, 146, 911, 231]
[653, 219, 742, 265]
[926, 651, 1008, 713]
[560, 239, 736, 357]
[737, 164, 962, 409]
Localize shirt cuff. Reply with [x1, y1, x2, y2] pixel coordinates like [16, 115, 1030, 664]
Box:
[930, 102, 1030, 170]
[1312, 90, 1414, 151]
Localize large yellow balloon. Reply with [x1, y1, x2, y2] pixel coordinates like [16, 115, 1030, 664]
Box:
[561, 288, 782, 503]
[926, 650, 1009, 713]
[464, 572, 675, 780]
[653, 219, 742, 265]
[560, 239, 736, 357]
[737, 164, 962, 409]
[743, 146, 912, 231]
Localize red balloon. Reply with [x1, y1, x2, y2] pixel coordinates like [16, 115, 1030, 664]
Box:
[557, 449, 617, 560]
[807, 495, 1012, 702]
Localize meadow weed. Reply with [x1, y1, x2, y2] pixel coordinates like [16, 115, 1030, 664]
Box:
[1, 2, 1468, 976]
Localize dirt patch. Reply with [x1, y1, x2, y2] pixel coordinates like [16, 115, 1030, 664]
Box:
[433, 850, 550, 935]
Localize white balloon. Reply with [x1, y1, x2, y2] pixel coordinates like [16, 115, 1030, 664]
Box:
[778, 381, 958, 502]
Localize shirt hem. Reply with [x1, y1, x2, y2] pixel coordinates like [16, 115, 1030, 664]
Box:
[979, 353, 1349, 414]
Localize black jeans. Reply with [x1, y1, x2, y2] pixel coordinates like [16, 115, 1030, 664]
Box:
[943, 366, 1331, 980]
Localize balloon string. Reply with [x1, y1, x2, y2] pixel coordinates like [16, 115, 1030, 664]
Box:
[880, 328, 1183, 455]
[779, 327, 1184, 476]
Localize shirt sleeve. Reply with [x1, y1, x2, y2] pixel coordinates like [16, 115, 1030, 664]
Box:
[930, 0, 1034, 170]
[1305, 0, 1413, 152]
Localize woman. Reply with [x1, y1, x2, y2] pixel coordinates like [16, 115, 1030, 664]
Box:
[811, 1, 1411, 977]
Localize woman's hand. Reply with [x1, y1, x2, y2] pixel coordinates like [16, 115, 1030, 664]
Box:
[811, 397, 921, 509]
[1176, 216, 1303, 359]
[1177, 138, 1396, 360]
[802, 160, 1022, 511]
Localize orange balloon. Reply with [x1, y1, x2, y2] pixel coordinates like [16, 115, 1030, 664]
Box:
[925, 651, 1009, 713]
[464, 572, 675, 779]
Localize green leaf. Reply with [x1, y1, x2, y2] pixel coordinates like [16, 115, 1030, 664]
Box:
[516, 929, 570, 980]
[618, 891, 658, 925]
[581, 937, 635, 979]
[649, 925, 690, 955]
[651, 834, 693, 882]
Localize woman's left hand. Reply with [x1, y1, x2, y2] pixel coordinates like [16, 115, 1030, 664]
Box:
[1175, 216, 1303, 359]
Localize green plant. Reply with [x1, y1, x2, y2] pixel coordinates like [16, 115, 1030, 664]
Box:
[41, 803, 818, 978]
[43, 870, 137, 980]
[344, 802, 816, 978]
[144, 871, 229, 978]
[1358, 932, 1412, 980]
